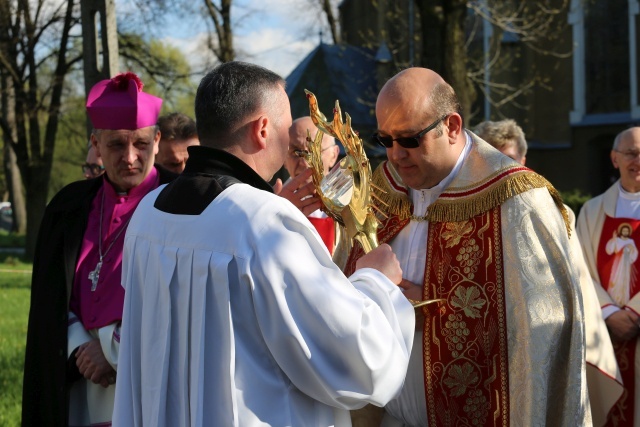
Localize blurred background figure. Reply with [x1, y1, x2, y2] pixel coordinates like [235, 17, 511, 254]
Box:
[156, 112, 199, 173]
[577, 127, 640, 426]
[474, 118, 527, 165]
[279, 116, 342, 257]
[285, 116, 339, 178]
[82, 140, 105, 179]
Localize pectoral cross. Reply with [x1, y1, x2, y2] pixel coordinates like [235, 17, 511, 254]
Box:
[88, 258, 102, 291]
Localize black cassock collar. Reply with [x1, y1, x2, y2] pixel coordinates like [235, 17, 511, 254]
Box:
[154, 145, 274, 215]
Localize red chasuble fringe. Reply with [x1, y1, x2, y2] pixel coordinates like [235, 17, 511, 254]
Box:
[422, 207, 509, 427]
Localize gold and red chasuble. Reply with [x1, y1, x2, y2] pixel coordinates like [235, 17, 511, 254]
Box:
[344, 209, 510, 427]
[423, 209, 509, 427]
[597, 216, 640, 427]
[344, 157, 570, 427]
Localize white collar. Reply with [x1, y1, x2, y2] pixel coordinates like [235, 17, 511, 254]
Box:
[409, 131, 472, 205]
[618, 181, 640, 201]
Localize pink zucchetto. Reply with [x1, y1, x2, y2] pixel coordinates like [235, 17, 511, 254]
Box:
[86, 72, 163, 130]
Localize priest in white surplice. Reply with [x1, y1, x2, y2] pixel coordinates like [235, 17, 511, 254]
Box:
[578, 127, 640, 426]
[113, 61, 415, 427]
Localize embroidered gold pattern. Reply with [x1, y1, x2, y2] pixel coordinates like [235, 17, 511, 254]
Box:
[372, 161, 571, 237]
[443, 362, 479, 397]
[450, 286, 486, 319]
[423, 206, 509, 427]
[442, 221, 473, 248]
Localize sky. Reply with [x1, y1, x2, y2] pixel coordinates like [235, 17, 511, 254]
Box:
[116, 0, 334, 78]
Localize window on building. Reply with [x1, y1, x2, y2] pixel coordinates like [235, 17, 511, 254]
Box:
[584, 0, 630, 114]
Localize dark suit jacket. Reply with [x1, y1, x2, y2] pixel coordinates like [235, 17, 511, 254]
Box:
[21, 166, 177, 427]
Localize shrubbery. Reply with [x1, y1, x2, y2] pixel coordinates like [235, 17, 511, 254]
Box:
[559, 189, 592, 217]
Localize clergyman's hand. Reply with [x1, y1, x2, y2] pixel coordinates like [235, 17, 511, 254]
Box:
[274, 169, 322, 216]
[76, 339, 116, 388]
[397, 278, 427, 329]
[398, 278, 422, 302]
[355, 244, 402, 284]
[606, 309, 640, 342]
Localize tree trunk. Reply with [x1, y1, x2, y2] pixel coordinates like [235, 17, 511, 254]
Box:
[321, 0, 340, 45]
[441, 0, 474, 120]
[0, 70, 27, 234]
[415, 0, 444, 73]
[203, 0, 235, 62]
[4, 144, 26, 233]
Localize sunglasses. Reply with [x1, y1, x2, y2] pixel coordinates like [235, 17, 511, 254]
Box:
[372, 115, 449, 149]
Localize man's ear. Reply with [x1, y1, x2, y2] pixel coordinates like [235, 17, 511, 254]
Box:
[611, 150, 619, 169]
[445, 114, 463, 142]
[252, 115, 269, 150]
[153, 130, 161, 155]
[91, 133, 100, 156]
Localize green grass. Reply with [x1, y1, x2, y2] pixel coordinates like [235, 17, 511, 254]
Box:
[0, 255, 31, 426]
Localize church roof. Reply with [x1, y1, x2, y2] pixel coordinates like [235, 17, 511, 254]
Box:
[286, 43, 378, 133]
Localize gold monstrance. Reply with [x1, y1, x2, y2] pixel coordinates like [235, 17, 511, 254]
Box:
[303, 90, 444, 309]
[304, 90, 385, 254]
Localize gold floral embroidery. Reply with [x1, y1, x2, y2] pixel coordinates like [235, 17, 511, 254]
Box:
[441, 221, 473, 248]
[451, 285, 486, 319]
[443, 362, 479, 397]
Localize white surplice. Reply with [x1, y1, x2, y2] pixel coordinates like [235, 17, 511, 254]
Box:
[67, 313, 120, 426]
[113, 182, 415, 427]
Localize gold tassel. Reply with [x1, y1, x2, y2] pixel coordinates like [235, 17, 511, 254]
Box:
[372, 164, 571, 237]
[546, 183, 572, 238]
[371, 164, 412, 220]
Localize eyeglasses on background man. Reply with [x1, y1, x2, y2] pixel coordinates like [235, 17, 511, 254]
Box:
[82, 162, 105, 179]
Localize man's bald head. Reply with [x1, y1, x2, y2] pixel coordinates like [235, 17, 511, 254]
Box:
[611, 127, 640, 193]
[377, 68, 460, 136]
[378, 68, 444, 105]
[285, 116, 338, 177]
[375, 67, 464, 190]
[289, 117, 335, 147]
[613, 127, 640, 151]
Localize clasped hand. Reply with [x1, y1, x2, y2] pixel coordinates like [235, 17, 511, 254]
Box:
[76, 339, 116, 388]
[606, 309, 640, 342]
